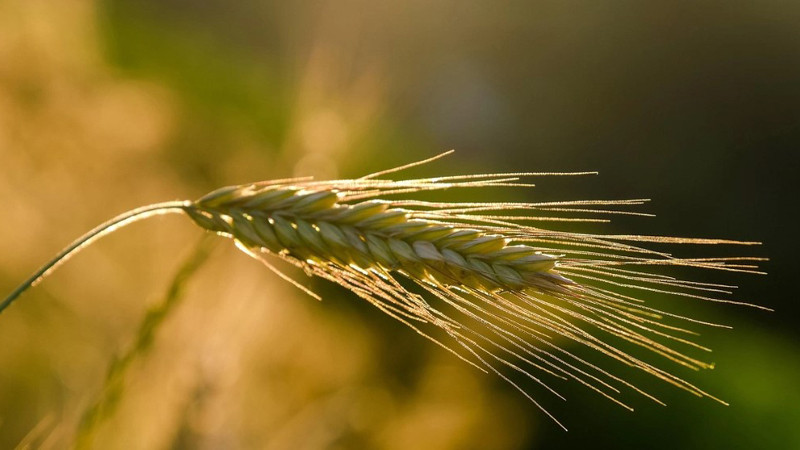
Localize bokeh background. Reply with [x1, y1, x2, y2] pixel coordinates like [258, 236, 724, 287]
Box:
[1, 0, 798, 448]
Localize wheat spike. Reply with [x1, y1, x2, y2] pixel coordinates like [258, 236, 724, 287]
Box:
[1, 152, 767, 430]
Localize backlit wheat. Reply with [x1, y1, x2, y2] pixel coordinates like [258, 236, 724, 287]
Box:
[1, 151, 767, 429]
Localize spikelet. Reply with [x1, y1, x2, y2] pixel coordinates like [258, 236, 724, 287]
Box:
[2, 151, 766, 429]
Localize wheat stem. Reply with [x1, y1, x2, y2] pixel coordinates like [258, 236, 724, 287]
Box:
[74, 235, 215, 449]
[0, 201, 190, 314]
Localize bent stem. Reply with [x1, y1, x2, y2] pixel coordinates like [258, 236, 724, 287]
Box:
[0, 201, 191, 314]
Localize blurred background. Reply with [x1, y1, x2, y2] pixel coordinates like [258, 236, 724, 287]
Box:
[0, 0, 798, 448]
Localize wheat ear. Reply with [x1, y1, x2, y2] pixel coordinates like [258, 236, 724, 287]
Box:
[2, 151, 766, 429]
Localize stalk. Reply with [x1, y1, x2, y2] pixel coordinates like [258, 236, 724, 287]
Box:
[74, 235, 215, 449]
[0, 201, 190, 314]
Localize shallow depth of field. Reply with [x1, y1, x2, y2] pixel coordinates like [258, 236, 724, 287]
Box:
[0, 1, 798, 449]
